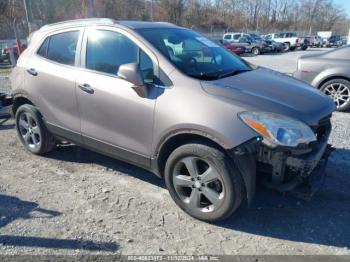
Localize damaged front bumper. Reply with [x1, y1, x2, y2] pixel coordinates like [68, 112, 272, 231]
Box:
[0, 93, 13, 120]
[232, 115, 333, 203]
[256, 116, 333, 199]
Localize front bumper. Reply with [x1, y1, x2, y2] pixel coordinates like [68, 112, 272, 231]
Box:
[256, 116, 333, 196]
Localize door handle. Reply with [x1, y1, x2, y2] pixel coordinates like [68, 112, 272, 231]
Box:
[78, 84, 94, 94]
[26, 68, 38, 76]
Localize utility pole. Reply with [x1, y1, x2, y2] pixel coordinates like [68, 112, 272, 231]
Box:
[23, 0, 33, 34]
[87, 0, 94, 17]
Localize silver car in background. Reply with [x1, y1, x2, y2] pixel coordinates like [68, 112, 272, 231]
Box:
[294, 45, 350, 112]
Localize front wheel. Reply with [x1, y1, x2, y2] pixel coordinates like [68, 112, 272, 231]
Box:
[251, 47, 260, 56]
[320, 79, 350, 112]
[284, 42, 290, 51]
[15, 104, 56, 155]
[164, 142, 244, 222]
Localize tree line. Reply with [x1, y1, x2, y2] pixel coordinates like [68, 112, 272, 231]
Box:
[0, 0, 349, 39]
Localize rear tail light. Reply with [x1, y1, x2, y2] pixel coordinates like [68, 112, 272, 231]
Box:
[296, 38, 299, 44]
[3, 48, 8, 54]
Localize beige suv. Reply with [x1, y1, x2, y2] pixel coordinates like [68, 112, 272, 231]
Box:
[10, 19, 335, 221]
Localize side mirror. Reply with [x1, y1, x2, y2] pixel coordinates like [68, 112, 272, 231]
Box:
[117, 63, 148, 98]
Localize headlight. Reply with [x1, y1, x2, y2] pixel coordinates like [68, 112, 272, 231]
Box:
[239, 112, 316, 147]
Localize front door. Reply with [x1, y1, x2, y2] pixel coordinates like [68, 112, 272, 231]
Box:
[76, 28, 158, 167]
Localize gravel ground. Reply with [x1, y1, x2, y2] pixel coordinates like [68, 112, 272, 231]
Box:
[0, 49, 350, 256]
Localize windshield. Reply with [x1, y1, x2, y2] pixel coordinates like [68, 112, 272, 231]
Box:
[136, 28, 252, 80]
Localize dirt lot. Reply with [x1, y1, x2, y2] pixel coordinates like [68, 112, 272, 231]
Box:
[0, 49, 350, 256]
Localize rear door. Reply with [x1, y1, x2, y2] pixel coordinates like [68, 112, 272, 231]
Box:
[25, 28, 83, 140]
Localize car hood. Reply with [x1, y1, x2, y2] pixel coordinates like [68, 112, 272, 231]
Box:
[201, 67, 335, 127]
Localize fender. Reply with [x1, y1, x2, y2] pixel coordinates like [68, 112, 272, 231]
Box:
[311, 68, 350, 88]
[154, 128, 230, 158]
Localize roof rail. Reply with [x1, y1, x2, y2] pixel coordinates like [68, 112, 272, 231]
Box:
[40, 18, 115, 31]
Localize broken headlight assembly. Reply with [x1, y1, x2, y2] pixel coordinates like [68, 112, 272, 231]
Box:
[239, 112, 316, 148]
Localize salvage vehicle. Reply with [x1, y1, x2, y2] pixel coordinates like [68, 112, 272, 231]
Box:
[223, 32, 270, 55]
[212, 39, 246, 55]
[294, 45, 350, 111]
[262, 39, 285, 52]
[264, 32, 307, 51]
[10, 19, 335, 221]
[303, 35, 323, 47]
[327, 35, 343, 47]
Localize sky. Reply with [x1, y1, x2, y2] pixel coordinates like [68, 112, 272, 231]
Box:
[334, 0, 350, 17]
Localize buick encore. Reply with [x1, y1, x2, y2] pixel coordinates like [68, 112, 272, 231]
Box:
[10, 19, 335, 221]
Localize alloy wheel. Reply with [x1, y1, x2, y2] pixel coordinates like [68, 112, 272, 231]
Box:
[323, 83, 350, 109]
[172, 156, 224, 213]
[18, 112, 42, 149]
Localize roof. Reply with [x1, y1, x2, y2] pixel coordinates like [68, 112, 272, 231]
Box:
[117, 20, 178, 29]
[39, 18, 178, 32]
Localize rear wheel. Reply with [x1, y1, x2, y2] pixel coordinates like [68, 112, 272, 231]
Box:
[320, 79, 350, 112]
[15, 104, 56, 155]
[164, 142, 244, 222]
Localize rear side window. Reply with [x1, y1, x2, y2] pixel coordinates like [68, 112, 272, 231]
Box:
[233, 34, 240, 40]
[37, 37, 49, 57]
[224, 34, 231, 40]
[43, 31, 79, 66]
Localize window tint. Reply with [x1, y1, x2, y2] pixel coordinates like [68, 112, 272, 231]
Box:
[137, 28, 251, 80]
[37, 37, 49, 57]
[139, 50, 154, 83]
[46, 31, 79, 65]
[86, 30, 138, 75]
[233, 34, 240, 40]
[224, 34, 232, 40]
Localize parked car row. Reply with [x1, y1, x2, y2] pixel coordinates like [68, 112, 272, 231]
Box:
[217, 31, 308, 56]
[301, 35, 347, 48]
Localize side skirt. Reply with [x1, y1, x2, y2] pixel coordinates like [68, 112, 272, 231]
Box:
[46, 122, 161, 176]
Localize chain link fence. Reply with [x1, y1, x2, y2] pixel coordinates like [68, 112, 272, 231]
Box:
[0, 76, 11, 95]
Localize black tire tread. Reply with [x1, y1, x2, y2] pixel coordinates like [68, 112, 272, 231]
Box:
[164, 140, 244, 222]
[15, 104, 56, 155]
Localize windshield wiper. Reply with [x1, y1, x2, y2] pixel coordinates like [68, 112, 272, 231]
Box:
[217, 69, 251, 79]
[187, 69, 251, 80]
[186, 73, 219, 80]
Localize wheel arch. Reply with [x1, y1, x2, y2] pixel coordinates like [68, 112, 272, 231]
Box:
[316, 75, 350, 89]
[155, 131, 229, 177]
[12, 94, 35, 115]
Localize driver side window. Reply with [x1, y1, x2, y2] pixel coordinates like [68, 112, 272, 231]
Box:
[86, 29, 154, 83]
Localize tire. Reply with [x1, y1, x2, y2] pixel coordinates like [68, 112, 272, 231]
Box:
[301, 45, 308, 51]
[284, 42, 290, 51]
[289, 46, 296, 51]
[164, 142, 244, 222]
[320, 79, 350, 112]
[251, 47, 260, 56]
[15, 104, 56, 155]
